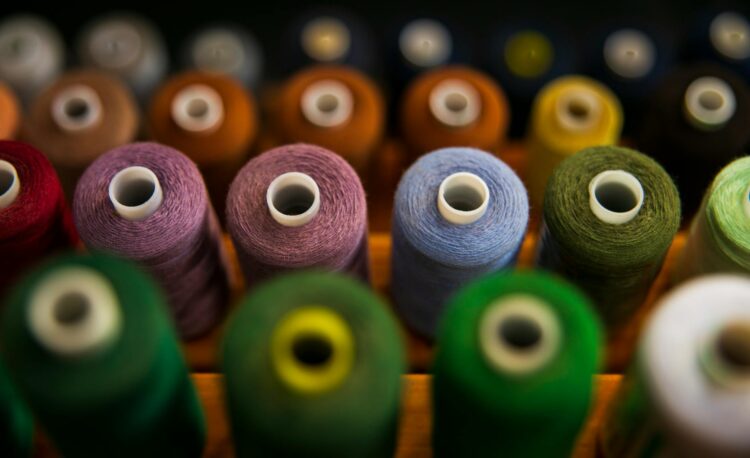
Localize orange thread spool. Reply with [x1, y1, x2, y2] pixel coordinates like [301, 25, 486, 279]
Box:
[0, 82, 20, 139]
[399, 65, 510, 157]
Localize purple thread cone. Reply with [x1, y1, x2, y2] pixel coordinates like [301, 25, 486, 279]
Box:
[227, 143, 369, 286]
[73, 142, 230, 339]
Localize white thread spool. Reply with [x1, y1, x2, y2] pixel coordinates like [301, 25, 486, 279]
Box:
[603, 29, 656, 79]
[684, 76, 736, 131]
[399, 19, 452, 68]
[429, 79, 481, 127]
[266, 172, 321, 227]
[555, 88, 602, 132]
[28, 266, 122, 357]
[710, 12, 750, 61]
[0, 160, 20, 210]
[51, 85, 103, 132]
[437, 172, 489, 225]
[171, 84, 225, 134]
[588, 170, 645, 225]
[300, 79, 353, 128]
[108, 166, 163, 221]
[190, 27, 262, 87]
[301, 17, 351, 62]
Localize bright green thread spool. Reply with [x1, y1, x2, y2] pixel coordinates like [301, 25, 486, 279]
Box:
[675, 156, 750, 283]
[432, 271, 603, 458]
[222, 271, 405, 458]
[0, 362, 32, 458]
[536, 146, 681, 330]
[0, 253, 205, 458]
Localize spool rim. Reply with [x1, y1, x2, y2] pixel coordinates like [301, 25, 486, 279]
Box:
[700, 321, 750, 390]
[51, 85, 103, 132]
[266, 172, 321, 227]
[398, 19, 452, 68]
[554, 88, 602, 132]
[192, 29, 245, 74]
[683, 76, 736, 131]
[108, 166, 164, 221]
[428, 79, 482, 127]
[588, 170, 645, 225]
[0, 159, 20, 210]
[300, 79, 354, 128]
[437, 172, 490, 225]
[171, 84, 225, 134]
[603, 28, 656, 79]
[300, 17, 351, 62]
[710, 12, 750, 61]
[87, 20, 143, 70]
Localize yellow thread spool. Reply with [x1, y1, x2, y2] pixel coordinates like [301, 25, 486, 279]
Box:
[504, 30, 554, 79]
[270, 306, 355, 395]
[526, 76, 623, 208]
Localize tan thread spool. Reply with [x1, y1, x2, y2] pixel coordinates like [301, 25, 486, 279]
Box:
[0, 81, 20, 139]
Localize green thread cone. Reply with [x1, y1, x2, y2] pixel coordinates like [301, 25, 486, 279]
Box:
[0, 253, 205, 458]
[0, 362, 32, 458]
[432, 271, 603, 458]
[222, 271, 405, 458]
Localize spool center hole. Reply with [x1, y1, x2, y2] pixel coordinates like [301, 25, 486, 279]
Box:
[316, 93, 339, 113]
[595, 181, 638, 213]
[292, 333, 333, 367]
[273, 184, 315, 216]
[53, 292, 91, 326]
[717, 323, 750, 373]
[114, 178, 156, 207]
[444, 184, 484, 212]
[0, 170, 14, 196]
[64, 98, 90, 120]
[699, 90, 724, 111]
[499, 315, 542, 351]
[567, 98, 591, 120]
[186, 98, 209, 119]
[445, 92, 468, 113]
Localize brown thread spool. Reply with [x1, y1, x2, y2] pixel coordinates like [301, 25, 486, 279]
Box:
[0, 82, 20, 139]
[21, 69, 138, 197]
[399, 65, 510, 158]
[272, 65, 384, 173]
[148, 71, 258, 215]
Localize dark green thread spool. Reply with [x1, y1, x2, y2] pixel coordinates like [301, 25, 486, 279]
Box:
[0, 362, 32, 458]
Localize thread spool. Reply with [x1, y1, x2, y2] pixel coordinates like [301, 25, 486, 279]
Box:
[0, 362, 32, 458]
[391, 147, 528, 338]
[0, 82, 20, 140]
[526, 75, 623, 209]
[0, 253, 205, 457]
[73, 142, 230, 339]
[272, 66, 384, 172]
[182, 24, 263, 88]
[685, 10, 750, 80]
[0, 141, 77, 296]
[77, 13, 167, 104]
[399, 66, 510, 157]
[486, 23, 577, 137]
[21, 69, 139, 197]
[148, 71, 257, 215]
[674, 157, 750, 283]
[637, 63, 750, 215]
[433, 271, 603, 457]
[0, 15, 63, 105]
[227, 143, 369, 286]
[601, 274, 750, 457]
[222, 271, 404, 457]
[536, 146, 680, 330]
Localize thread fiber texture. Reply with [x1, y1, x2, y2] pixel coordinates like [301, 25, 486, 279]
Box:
[391, 147, 528, 338]
[0, 362, 32, 458]
[73, 142, 230, 339]
[222, 271, 405, 458]
[0, 253, 205, 458]
[0, 82, 20, 139]
[537, 146, 680, 330]
[227, 144, 368, 286]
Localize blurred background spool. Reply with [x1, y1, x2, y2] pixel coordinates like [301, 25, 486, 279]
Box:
[391, 147, 528, 339]
[222, 271, 405, 458]
[433, 271, 602, 457]
[227, 143, 369, 287]
[685, 10, 750, 80]
[674, 157, 750, 283]
[270, 65, 384, 173]
[0, 141, 77, 297]
[0, 253, 205, 457]
[398, 66, 510, 157]
[0, 15, 64, 106]
[181, 24, 264, 89]
[0, 82, 20, 139]
[73, 142, 230, 339]
[0, 362, 32, 458]
[526, 75, 623, 209]
[485, 22, 576, 137]
[148, 70, 258, 215]
[21, 69, 139, 197]
[536, 146, 680, 331]
[637, 62, 750, 215]
[601, 274, 750, 457]
[76, 13, 168, 104]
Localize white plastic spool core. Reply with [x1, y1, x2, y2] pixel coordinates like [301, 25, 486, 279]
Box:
[266, 172, 321, 227]
[192, 30, 244, 74]
[88, 20, 143, 70]
[300, 79, 354, 128]
[555, 88, 602, 132]
[171, 84, 225, 134]
[0, 160, 20, 210]
[437, 172, 489, 225]
[429, 79, 481, 127]
[710, 12, 750, 61]
[480, 294, 561, 375]
[301, 17, 351, 62]
[51, 85, 103, 132]
[701, 321, 750, 389]
[684, 77, 736, 131]
[588, 170, 645, 225]
[108, 166, 163, 221]
[399, 19, 452, 68]
[603, 29, 656, 79]
[28, 266, 122, 358]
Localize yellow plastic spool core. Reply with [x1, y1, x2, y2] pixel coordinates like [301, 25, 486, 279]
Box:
[271, 306, 355, 395]
[504, 31, 554, 79]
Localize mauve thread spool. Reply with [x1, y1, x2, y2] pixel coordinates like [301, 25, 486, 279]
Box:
[637, 62, 750, 215]
[21, 69, 139, 198]
[73, 142, 230, 339]
[272, 65, 384, 173]
[0, 141, 78, 296]
[399, 66, 510, 158]
[0, 15, 64, 106]
[77, 13, 167, 104]
[0, 82, 20, 140]
[227, 143, 369, 287]
[148, 71, 258, 215]
[685, 10, 750, 80]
